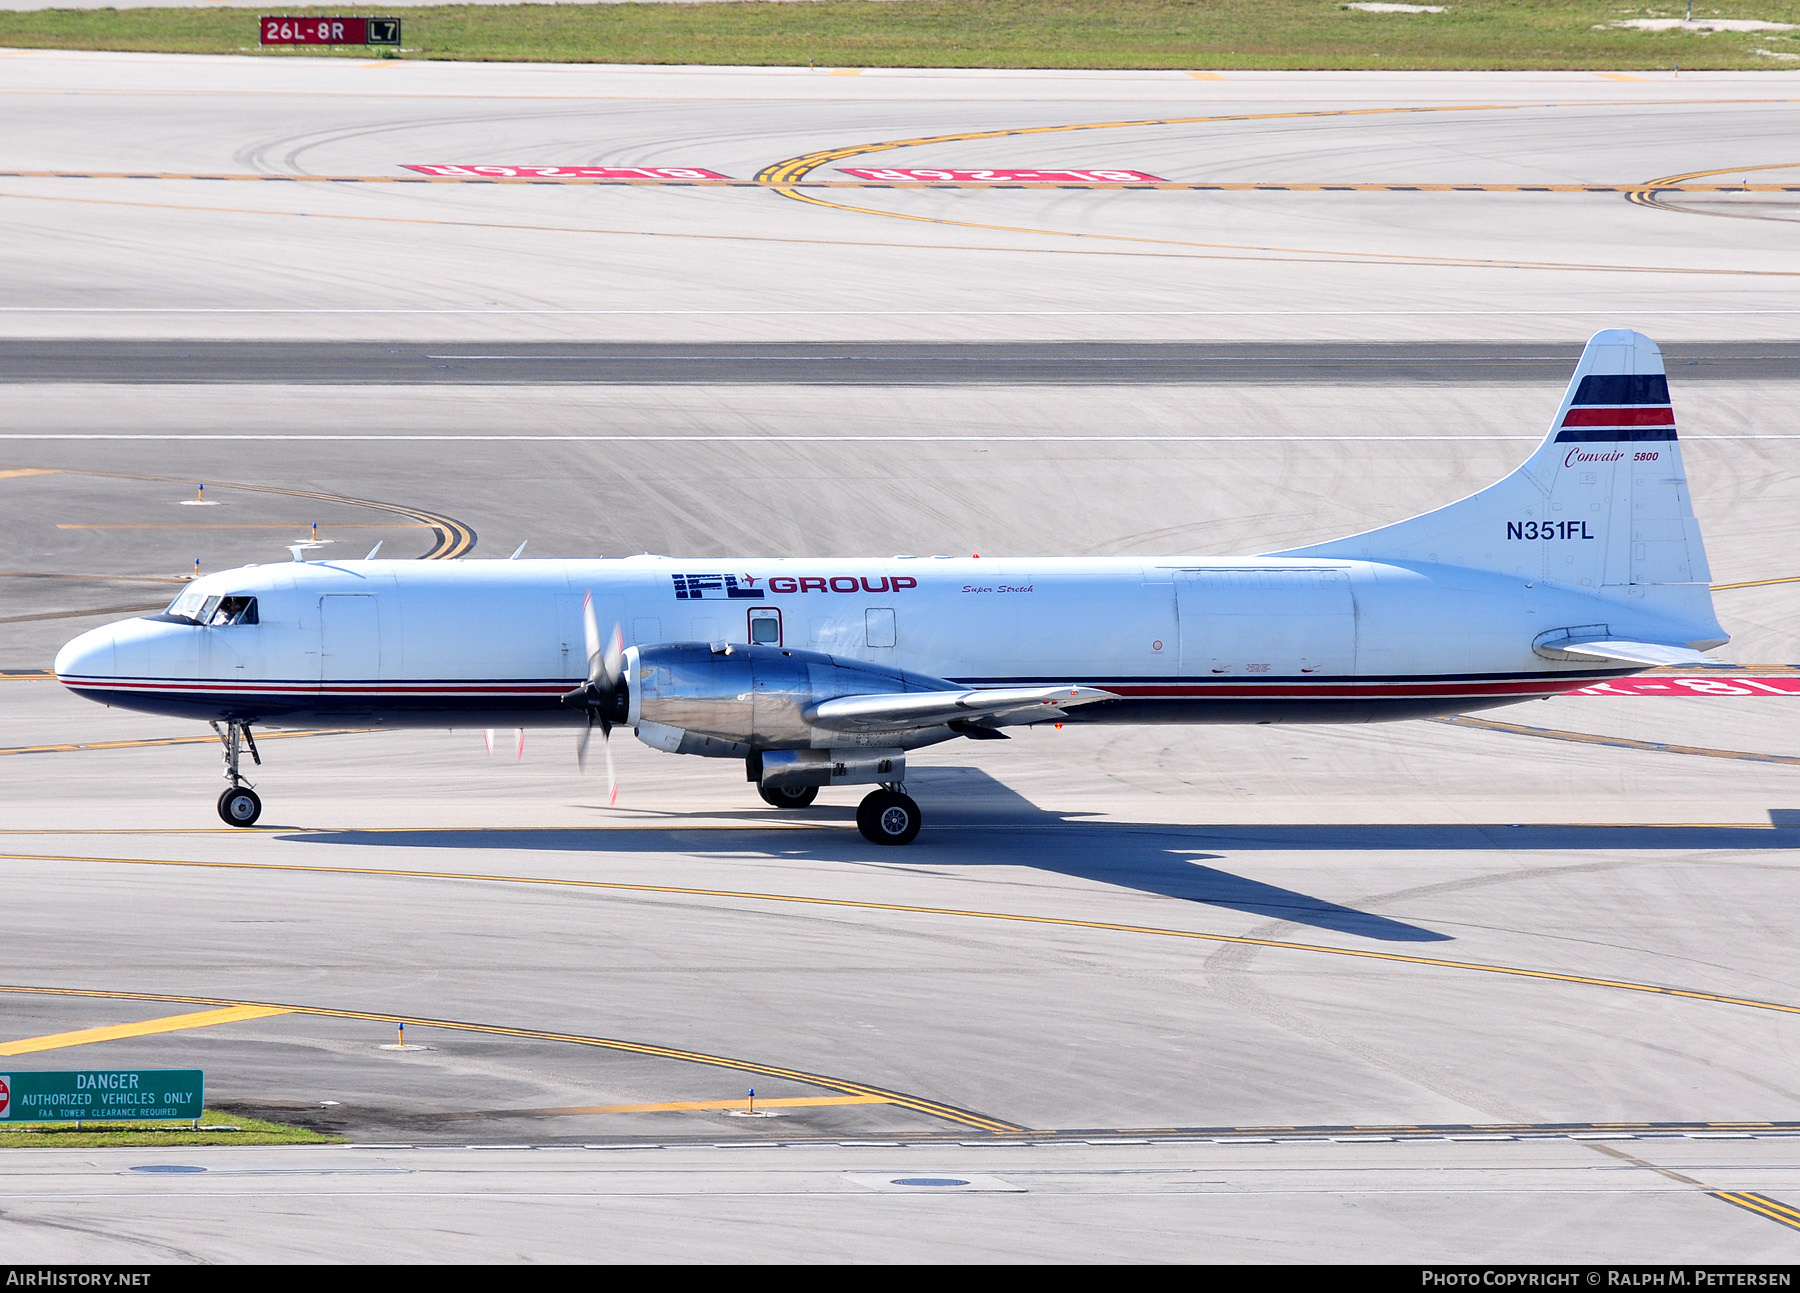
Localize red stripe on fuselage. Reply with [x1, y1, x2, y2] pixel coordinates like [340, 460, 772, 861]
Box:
[59, 674, 1613, 701]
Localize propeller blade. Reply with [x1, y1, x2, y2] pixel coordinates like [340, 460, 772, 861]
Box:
[515, 729, 525, 762]
[576, 718, 590, 772]
[484, 728, 494, 757]
[583, 591, 602, 685]
[603, 731, 618, 807]
[604, 622, 624, 684]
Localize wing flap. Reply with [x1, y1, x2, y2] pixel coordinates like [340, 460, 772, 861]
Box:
[806, 685, 1116, 733]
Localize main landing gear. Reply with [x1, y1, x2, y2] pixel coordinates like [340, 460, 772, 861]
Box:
[856, 785, 921, 846]
[747, 754, 921, 844]
[210, 719, 262, 827]
[757, 783, 819, 809]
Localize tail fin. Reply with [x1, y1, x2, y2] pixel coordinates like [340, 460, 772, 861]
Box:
[1276, 329, 1723, 645]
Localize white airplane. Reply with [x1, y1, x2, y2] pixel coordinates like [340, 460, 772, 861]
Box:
[56, 330, 1725, 844]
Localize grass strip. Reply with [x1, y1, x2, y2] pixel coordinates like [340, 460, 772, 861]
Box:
[0, 1, 1798, 71]
[0, 1108, 338, 1147]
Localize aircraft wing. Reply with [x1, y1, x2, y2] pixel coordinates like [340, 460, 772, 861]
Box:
[806, 685, 1117, 733]
[1552, 638, 1718, 668]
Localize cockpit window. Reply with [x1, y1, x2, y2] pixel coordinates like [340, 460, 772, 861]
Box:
[160, 589, 257, 626]
[210, 596, 258, 626]
[164, 586, 209, 622]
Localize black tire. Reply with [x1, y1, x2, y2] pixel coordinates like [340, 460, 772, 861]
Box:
[856, 790, 921, 845]
[217, 786, 262, 827]
[758, 783, 819, 809]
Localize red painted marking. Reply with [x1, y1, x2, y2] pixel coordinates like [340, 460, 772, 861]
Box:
[1573, 675, 1800, 696]
[0, 1075, 9, 1117]
[1100, 678, 1590, 700]
[260, 16, 368, 45]
[838, 168, 1166, 183]
[401, 165, 729, 181]
[1561, 406, 1675, 428]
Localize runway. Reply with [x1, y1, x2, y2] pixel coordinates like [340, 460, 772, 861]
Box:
[2, 51, 1799, 1262]
[3, 339, 1800, 385]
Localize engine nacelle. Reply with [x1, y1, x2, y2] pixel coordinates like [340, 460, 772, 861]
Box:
[757, 748, 905, 791]
[625, 641, 958, 759]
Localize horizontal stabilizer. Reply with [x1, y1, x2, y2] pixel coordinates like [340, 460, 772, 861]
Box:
[807, 685, 1116, 733]
[1543, 638, 1718, 668]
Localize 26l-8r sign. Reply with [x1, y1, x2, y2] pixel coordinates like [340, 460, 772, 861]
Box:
[261, 16, 400, 45]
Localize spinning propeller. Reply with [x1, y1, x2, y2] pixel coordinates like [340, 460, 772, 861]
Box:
[562, 591, 625, 805]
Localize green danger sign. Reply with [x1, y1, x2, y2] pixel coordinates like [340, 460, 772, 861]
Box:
[0, 1069, 203, 1122]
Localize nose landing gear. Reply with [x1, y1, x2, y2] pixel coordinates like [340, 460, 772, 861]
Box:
[210, 720, 263, 827]
[857, 784, 921, 846]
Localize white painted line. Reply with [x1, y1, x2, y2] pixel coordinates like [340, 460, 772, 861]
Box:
[846, 1173, 1025, 1193]
[0, 433, 1542, 442]
[5, 434, 1800, 443]
[1, 308, 1799, 317]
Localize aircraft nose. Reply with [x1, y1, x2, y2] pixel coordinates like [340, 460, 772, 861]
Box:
[55, 622, 119, 681]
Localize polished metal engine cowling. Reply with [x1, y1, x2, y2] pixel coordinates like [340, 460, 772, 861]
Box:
[626, 641, 958, 757]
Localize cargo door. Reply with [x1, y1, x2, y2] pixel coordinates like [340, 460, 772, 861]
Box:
[1175, 569, 1355, 679]
[318, 594, 383, 682]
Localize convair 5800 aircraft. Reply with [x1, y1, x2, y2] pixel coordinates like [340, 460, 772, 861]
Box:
[57, 330, 1725, 844]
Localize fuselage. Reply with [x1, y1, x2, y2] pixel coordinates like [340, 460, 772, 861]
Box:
[55, 553, 1676, 731]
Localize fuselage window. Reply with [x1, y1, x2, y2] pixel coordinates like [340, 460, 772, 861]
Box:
[865, 607, 897, 648]
[748, 608, 781, 646]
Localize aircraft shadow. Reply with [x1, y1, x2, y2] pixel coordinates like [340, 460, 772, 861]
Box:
[285, 773, 1800, 944]
[281, 768, 1485, 944]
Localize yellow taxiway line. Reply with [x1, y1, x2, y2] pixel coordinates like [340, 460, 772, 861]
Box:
[1712, 1191, 1800, 1232]
[0, 729, 377, 757]
[3, 169, 1797, 194]
[0, 983, 1019, 1133]
[1712, 575, 1800, 592]
[754, 105, 1800, 279]
[6, 850, 1800, 1020]
[0, 1004, 290, 1056]
[56, 523, 427, 531]
[531, 1095, 887, 1115]
[1438, 717, 1800, 767]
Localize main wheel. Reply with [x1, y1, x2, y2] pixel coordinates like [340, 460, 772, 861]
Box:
[217, 786, 262, 827]
[758, 783, 819, 809]
[856, 790, 921, 846]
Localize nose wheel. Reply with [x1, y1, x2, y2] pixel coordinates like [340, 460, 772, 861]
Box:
[210, 719, 264, 828]
[217, 785, 262, 827]
[857, 788, 921, 845]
